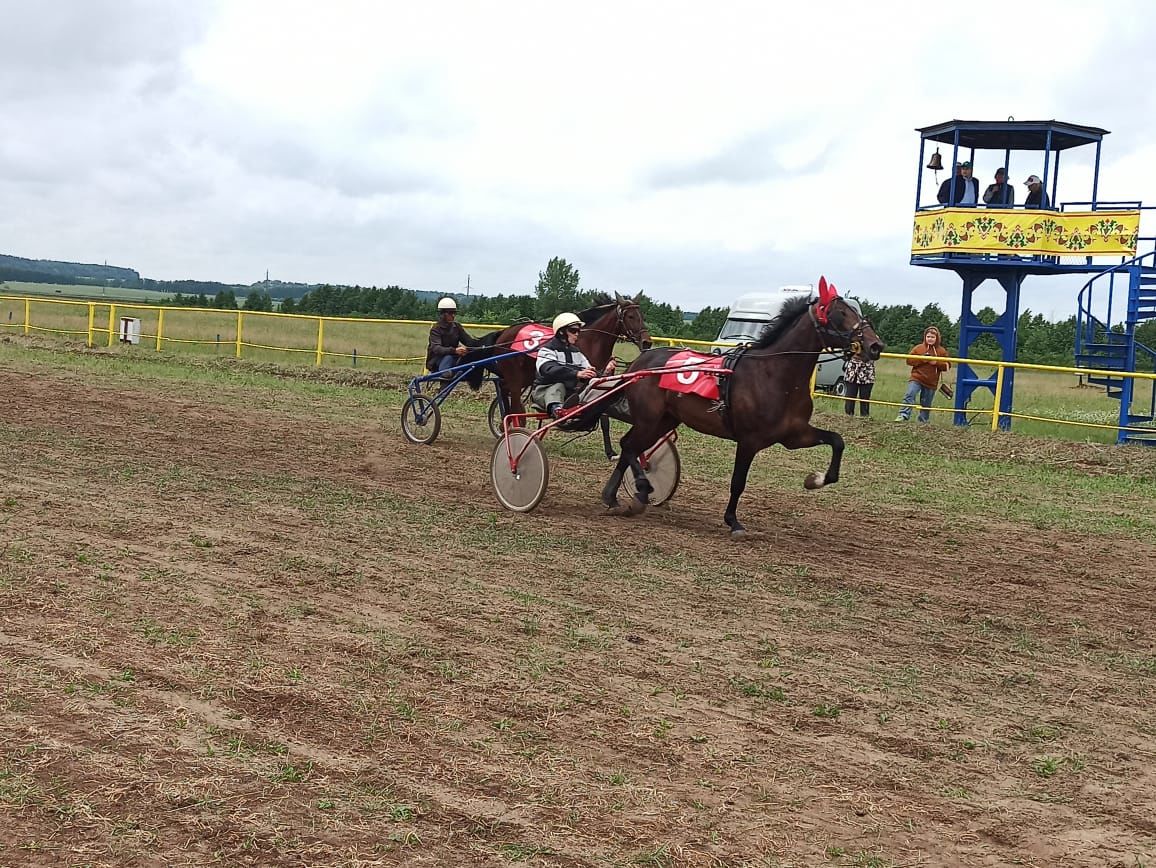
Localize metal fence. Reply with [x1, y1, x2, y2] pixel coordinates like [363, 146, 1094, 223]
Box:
[4, 294, 1155, 439]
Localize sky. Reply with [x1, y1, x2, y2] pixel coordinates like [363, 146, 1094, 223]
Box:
[3, 0, 1156, 321]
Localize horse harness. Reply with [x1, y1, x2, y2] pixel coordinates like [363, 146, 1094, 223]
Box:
[707, 301, 871, 435]
[709, 347, 745, 437]
[808, 301, 873, 360]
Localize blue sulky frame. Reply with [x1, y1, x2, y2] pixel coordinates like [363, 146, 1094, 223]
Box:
[401, 349, 529, 445]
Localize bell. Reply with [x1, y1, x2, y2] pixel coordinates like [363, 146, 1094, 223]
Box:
[926, 149, 943, 171]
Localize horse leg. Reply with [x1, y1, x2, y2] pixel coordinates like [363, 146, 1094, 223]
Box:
[781, 425, 845, 489]
[601, 449, 635, 510]
[723, 443, 758, 539]
[600, 415, 616, 459]
[604, 421, 672, 516]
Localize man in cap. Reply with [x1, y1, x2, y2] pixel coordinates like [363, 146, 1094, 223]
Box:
[1024, 175, 1051, 209]
[937, 161, 980, 206]
[983, 167, 1015, 207]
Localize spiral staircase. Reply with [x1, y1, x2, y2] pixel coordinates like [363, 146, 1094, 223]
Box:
[1074, 250, 1156, 444]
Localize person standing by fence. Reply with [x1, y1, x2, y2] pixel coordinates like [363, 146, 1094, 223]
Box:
[843, 355, 876, 417]
[895, 325, 951, 423]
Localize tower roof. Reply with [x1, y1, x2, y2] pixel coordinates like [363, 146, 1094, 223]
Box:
[916, 120, 1108, 151]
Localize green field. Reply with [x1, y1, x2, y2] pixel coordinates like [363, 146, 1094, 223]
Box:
[0, 340, 1154, 865]
[0, 292, 1147, 445]
[0, 281, 180, 305]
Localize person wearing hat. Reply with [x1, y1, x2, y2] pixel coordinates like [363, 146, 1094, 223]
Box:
[426, 297, 482, 378]
[983, 167, 1015, 207]
[531, 312, 617, 418]
[895, 325, 951, 423]
[1024, 175, 1051, 209]
[937, 161, 979, 206]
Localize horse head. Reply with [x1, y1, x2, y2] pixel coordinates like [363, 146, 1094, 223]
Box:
[614, 291, 652, 350]
[813, 277, 883, 360]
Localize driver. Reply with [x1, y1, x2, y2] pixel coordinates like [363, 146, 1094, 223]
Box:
[531, 312, 616, 418]
[426, 297, 481, 379]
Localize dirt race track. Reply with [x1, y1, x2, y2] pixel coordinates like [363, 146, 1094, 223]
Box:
[1, 346, 1155, 867]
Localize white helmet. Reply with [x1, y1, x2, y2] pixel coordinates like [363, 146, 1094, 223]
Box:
[552, 312, 582, 333]
[437, 297, 457, 312]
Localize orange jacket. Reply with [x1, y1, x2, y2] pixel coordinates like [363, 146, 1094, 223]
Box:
[906, 342, 950, 388]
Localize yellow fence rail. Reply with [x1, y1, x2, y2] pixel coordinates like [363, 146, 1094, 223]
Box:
[812, 350, 1156, 436]
[4, 294, 1156, 439]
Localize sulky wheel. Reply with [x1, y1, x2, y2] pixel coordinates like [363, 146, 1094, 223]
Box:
[487, 395, 504, 440]
[490, 427, 549, 512]
[401, 394, 442, 445]
[621, 438, 681, 506]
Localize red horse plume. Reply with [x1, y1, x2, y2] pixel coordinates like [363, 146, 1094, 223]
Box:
[815, 275, 839, 324]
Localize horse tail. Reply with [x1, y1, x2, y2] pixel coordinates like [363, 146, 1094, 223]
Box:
[460, 329, 504, 390]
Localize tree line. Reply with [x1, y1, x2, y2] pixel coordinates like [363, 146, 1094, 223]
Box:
[159, 256, 1092, 364]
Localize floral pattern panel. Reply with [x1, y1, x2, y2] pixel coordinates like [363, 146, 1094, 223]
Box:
[911, 209, 1140, 257]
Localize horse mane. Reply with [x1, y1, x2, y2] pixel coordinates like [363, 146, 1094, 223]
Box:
[751, 295, 812, 349]
[578, 293, 616, 325]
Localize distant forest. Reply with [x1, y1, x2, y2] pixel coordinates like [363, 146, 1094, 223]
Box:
[2, 252, 1137, 364]
[158, 257, 1108, 362]
[0, 253, 317, 299]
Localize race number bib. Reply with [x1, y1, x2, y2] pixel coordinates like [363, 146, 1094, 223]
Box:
[658, 351, 725, 400]
[512, 323, 550, 358]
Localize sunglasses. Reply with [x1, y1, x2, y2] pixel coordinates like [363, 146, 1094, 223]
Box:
[565, 326, 582, 334]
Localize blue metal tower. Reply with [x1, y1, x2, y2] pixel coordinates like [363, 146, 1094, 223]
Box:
[910, 120, 1142, 432]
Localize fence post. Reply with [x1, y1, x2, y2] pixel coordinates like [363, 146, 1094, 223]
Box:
[87, 303, 95, 347]
[352, 348, 357, 367]
[156, 308, 165, 352]
[23, 298, 30, 335]
[991, 364, 1005, 431]
[107, 304, 116, 347]
[315, 317, 324, 366]
[235, 311, 243, 358]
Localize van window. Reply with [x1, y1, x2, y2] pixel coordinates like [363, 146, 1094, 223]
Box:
[718, 318, 769, 342]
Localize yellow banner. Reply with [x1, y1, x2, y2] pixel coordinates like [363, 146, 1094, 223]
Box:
[911, 208, 1139, 256]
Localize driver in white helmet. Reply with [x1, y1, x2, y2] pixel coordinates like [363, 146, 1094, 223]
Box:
[531, 312, 616, 418]
[426, 297, 481, 378]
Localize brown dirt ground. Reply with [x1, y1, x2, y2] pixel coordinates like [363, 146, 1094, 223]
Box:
[1, 348, 1154, 867]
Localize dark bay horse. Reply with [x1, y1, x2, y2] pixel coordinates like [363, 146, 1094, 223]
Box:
[601, 280, 883, 538]
[463, 293, 652, 455]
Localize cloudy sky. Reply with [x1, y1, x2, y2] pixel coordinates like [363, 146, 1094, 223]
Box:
[3, 0, 1155, 320]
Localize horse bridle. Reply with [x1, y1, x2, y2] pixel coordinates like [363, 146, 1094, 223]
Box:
[808, 299, 872, 359]
[586, 302, 649, 349]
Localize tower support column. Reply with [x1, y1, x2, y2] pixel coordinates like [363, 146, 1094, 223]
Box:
[953, 270, 1025, 430]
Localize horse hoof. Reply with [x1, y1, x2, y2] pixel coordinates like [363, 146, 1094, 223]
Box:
[605, 452, 617, 460]
[610, 497, 647, 517]
[804, 472, 826, 490]
[730, 527, 748, 540]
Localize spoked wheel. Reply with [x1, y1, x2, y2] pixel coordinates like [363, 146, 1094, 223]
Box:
[487, 396, 504, 440]
[621, 438, 681, 506]
[401, 395, 442, 445]
[491, 427, 549, 512]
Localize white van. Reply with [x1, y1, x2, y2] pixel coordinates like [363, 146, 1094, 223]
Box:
[713, 285, 860, 395]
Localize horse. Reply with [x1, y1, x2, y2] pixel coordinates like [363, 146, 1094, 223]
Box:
[599, 279, 884, 538]
[462, 293, 652, 457]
